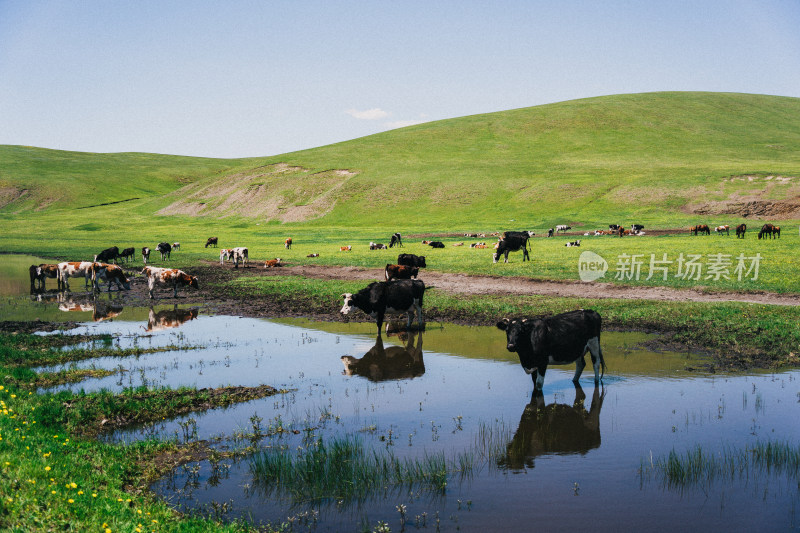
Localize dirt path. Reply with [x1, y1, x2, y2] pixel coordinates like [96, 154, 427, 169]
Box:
[278, 264, 800, 307]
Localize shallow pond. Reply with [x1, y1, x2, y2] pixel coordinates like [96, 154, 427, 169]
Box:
[3, 254, 800, 531]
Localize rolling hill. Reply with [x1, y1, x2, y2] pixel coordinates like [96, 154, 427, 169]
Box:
[2, 92, 800, 229]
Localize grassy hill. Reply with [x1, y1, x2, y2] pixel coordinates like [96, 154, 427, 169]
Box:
[2, 92, 800, 230]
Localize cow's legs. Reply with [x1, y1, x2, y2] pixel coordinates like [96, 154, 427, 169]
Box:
[573, 355, 586, 382]
[533, 367, 546, 391]
[586, 336, 605, 383]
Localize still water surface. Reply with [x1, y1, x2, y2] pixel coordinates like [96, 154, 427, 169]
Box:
[3, 255, 799, 531]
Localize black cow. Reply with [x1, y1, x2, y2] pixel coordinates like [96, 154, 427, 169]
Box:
[499, 384, 605, 471]
[496, 309, 606, 391]
[94, 246, 119, 264]
[205, 237, 218, 248]
[157, 242, 172, 261]
[118, 247, 135, 263]
[428, 241, 445, 248]
[340, 279, 425, 334]
[341, 330, 424, 382]
[493, 234, 531, 263]
[389, 232, 403, 248]
[398, 254, 427, 268]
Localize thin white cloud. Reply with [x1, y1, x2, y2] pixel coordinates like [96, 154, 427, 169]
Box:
[345, 108, 389, 120]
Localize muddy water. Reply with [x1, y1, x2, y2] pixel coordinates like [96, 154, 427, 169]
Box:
[3, 255, 800, 531]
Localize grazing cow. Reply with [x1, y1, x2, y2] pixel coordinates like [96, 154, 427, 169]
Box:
[144, 306, 198, 332]
[157, 242, 172, 261]
[499, 384, 605, 471]
[397, 253, 426, 268]
[172, 242, 180, 251]
[775, 225, 781, 238]
[340, 245, 352, 251]
[369, 242, 387, 250]
[29, 264, 59, 291]
[389, 233, 403, 248]
[94, 246, 119, 264]
[565, 240, 581, 247]
[385, 263, 420, 281]
[118, 247, 135, 263]
[691, 224, 711, 236]
[556, 225, 571, 233]
[341, 331, 424, 382]
[714, 225, 730, 235]
[141, 266, 199, 299]
[736, 223, 747, 238]
[493, 234, 532, 263]
[340, 279, 425, 334]
[264, 258, 282, 268]
[205, 237, 218, 248]
[496, 309, 606, 391]
[285, 237, 292, 249]
[142, 247, 151, 264]
[231, 247, 249, 268]
[219, 249, 233, 264]
[92, 263, 131, 292]
[307, 253, 319, 258]
[57, 261, 100, 291]
[547, 228, 554, 238]
[428, 241, 445, 248]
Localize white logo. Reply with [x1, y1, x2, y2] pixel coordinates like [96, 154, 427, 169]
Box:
[578, 251, 608, 282]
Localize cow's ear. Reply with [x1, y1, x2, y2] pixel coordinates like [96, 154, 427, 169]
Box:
[496, 318, 510, 330]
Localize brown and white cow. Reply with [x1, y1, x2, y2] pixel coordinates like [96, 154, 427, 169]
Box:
[29, 264, 59, 291]
[220, 249, 234, 265]
[285, 237, 292, 249]
[141, 266, 199, 299]
[340, 245, 352, 251]
[92, 263, 131, 292]
[57, 261, 102, 291]
[144, 306, 198, 332]
[172, 242, 180, 251]
[264, 258, 282, 268]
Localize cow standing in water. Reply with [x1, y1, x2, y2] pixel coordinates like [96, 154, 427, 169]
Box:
[340, 279, 425, 334]
[497, 309, 606, 391]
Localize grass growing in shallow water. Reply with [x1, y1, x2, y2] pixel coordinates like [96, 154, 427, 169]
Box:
[641, 441, 800, 489]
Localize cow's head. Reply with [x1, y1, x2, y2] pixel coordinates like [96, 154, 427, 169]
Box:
[340, 293, 355, 316]
[187, 275, 199, 289]
[497, 318, 540, 352]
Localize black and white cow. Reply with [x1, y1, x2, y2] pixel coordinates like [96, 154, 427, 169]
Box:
[142, 247, 151, 264]
[340, 279, 425, 334]
[493, 232, 533, 263]
[397, 253, 427, 268]
[496, 309, 606, 391]
[555, 225, 571, 233]
[389, 232, 403, 248]
[94, 246, 119, 264]
[157, 242, 172, 261]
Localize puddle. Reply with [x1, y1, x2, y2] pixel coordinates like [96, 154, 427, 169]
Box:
[3, 254, 800, 531]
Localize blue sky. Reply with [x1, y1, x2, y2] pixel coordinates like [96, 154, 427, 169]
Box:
[1, 1, 799, 158]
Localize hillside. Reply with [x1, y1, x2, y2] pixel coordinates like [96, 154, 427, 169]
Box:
[3, 92, 800, 228]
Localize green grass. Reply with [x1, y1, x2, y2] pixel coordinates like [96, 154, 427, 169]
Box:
[641, 441, 800, 489]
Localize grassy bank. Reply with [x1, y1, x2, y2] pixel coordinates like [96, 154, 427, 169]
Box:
[228, 275, 800, 369]
[0, 332, 281, 532]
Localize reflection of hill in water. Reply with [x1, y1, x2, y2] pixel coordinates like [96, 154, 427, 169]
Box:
[500, 384, 605, 472]
[274, 318, 705, 377]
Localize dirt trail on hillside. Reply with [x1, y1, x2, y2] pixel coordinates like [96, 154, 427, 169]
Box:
[280, 264, 800, 307]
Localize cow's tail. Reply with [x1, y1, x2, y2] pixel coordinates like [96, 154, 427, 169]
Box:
[384, 264, 391, 281]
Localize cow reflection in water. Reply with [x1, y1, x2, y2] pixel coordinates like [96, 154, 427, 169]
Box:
[341, 329, 424, 382]
[144, 305, 198, 332]
[499, 383, 605, 471]
[58, 295, 124, 322]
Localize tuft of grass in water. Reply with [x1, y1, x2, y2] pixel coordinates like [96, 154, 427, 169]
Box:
[251, 422, 512, 504]
[641, 441, 800, 489]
